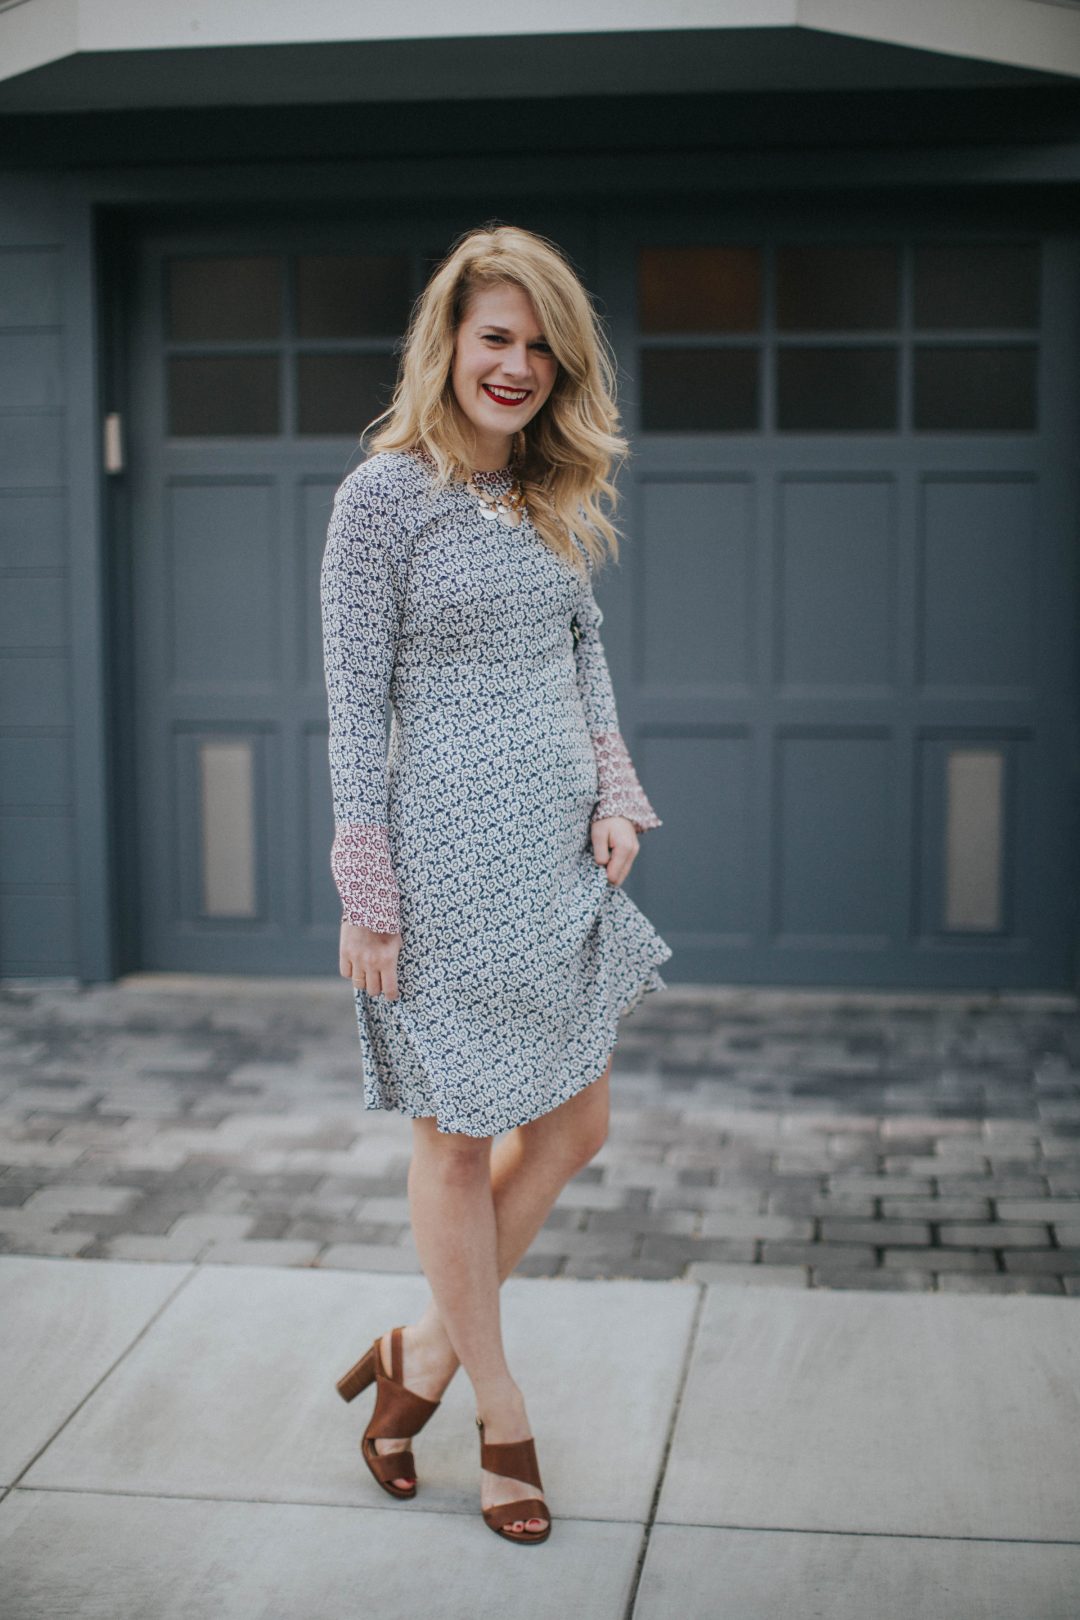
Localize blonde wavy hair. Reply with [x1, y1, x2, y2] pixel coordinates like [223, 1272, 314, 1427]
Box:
[362, 222, 630, 574]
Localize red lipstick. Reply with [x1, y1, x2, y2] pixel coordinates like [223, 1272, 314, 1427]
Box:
[482, 384, 531, 408]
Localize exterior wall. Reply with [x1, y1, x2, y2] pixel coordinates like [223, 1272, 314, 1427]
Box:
[0, 99, 1079, 985]
[0, 176, 81, 978]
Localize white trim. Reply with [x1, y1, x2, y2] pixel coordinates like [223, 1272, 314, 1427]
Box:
[800, 0, 1080, 77]
[2, 0, 1079, 88]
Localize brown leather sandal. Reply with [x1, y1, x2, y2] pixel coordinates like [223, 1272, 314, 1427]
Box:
[476, 1416, 552, 1543]
[336, 1326, 441, 1500]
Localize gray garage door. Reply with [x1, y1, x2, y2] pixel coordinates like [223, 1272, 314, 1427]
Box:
[608, 206, 1079, 988]
[123, 205, 1078, 986]
[124, 212, 591, 974]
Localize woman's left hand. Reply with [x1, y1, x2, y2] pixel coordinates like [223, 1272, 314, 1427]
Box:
[591, 816, 640, 886]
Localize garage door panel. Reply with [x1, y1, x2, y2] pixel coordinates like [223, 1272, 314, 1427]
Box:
[774, 732, 894, 943]
[640, 477, 754, 688]
[776, 477, 895, 691]
[641, 731, 754, 941]
[917, 477, 1037, 692]
[167, 479, 278, 689]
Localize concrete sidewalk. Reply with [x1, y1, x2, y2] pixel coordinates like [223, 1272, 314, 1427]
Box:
[1, 1254, 1079, 1619]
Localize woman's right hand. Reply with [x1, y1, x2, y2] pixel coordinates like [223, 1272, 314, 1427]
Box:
[339, 921, 402, 1000]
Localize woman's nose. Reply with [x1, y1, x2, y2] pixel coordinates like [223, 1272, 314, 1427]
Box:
[500, 345, 531, 377]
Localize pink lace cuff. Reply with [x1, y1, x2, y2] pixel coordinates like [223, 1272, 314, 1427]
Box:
[591, 730, 662, 832]
[331, 823, 402, 933]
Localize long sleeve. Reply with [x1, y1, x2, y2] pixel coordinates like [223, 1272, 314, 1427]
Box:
[320, 469, 403, 932]
[573, 560, 662, 833]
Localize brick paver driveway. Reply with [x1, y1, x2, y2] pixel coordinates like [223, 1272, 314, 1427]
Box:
[1, 976, 1078, 1293]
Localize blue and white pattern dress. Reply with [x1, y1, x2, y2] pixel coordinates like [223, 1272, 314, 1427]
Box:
[320, 447, 673, 1137]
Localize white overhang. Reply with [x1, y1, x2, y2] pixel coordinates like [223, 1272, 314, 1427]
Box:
[0, 0, 1078, 112]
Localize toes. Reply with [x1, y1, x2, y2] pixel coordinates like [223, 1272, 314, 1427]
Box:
[507, 1517, 546, 1535]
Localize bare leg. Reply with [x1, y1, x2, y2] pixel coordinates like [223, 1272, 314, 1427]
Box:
[371, 1055, 612, 1526]
[408, 1118, 550, 1531]
[427, 1051, 612, 1325]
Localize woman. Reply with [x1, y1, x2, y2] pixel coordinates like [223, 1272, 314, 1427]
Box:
[320, 222, 673, 1545]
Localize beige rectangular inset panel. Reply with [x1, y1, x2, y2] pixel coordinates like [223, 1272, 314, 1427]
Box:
[945, 748, 1003, 931]
[199, 739, 256, 918]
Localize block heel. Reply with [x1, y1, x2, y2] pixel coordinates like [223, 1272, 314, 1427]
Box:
[335, 1345, 377, 1403]
[336, 1326, 442, 1500]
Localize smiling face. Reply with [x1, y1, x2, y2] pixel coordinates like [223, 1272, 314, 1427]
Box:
[450, 281, 559, 470]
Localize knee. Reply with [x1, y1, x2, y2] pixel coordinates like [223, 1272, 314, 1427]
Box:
[563, 1070, 612, 1169]
[417, 1127, 491, 1188]
[517, 1106, 606, 1178]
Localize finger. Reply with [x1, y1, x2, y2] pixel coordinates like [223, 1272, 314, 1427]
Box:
[608, 841, 638, 886]
[382, 964, 400, 1001]
[592, 824, 612, 864]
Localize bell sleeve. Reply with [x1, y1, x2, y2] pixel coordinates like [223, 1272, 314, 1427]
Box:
[573, 558, 662, 833]
[320, 470, 403, 933]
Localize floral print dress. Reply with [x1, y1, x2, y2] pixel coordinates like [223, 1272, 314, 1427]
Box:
[320, 447, 673, 1137]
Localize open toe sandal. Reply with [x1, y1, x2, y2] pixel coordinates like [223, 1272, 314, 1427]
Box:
[336, 1325, 441, 1500]
[476, 1416, 552, 1544]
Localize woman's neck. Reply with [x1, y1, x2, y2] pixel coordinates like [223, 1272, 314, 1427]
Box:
[467, 429, 515, 472]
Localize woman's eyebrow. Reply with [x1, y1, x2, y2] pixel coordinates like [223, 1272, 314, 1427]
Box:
[480, 324, 547, 339]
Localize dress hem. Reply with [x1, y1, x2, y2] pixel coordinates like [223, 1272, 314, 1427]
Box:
[359, 963, 669, 1138]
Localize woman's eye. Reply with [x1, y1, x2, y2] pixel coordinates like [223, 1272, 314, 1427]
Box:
[481, 334, 551, 353]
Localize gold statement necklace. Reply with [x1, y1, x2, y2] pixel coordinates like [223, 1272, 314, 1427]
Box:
[466, 467, 528, 529]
